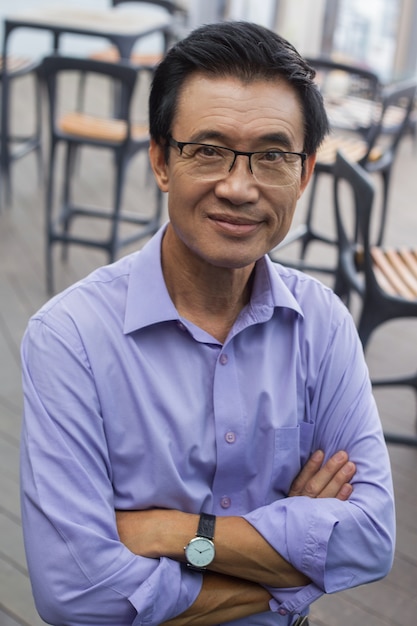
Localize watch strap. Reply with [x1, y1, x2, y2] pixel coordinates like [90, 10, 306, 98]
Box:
[196, 512, 216, 540]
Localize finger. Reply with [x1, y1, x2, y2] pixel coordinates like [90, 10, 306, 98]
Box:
[290, 450, 354, 498]
[304, 450, 350, 496]
[288, 450, 325, 497]
[315, 461, 356, 499]
[336, 482, 354, 501]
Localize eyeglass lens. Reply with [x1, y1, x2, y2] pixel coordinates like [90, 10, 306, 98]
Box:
[178, 143, 302, 187]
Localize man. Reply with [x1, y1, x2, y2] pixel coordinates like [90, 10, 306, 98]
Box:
[20, 21, 395, 626]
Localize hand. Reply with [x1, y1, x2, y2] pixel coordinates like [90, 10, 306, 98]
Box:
[289, 450, 356, 500]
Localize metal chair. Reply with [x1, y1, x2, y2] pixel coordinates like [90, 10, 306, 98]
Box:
[88, 0, 186, 68]
[333, 150, 417, 447]
[41, 55, 163, 294]
[0, 55, 43, 207]
[306, 56, 381, 108]
[271, 75, 417, 280]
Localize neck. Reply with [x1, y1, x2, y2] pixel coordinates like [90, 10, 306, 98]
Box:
[161, 226, 255, 343]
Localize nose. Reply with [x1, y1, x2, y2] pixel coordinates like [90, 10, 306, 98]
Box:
[214, 154, 260, 205]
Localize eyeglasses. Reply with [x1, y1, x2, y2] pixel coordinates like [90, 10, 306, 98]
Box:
[168, 137, 307, 188]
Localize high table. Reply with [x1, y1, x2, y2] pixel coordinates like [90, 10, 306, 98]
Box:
[0, 5, 173, 204]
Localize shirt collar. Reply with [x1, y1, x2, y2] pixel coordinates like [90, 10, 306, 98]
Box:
[250, 254, 304, 319]
[124, 224, 303, 334]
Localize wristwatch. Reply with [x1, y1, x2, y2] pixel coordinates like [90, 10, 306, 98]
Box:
[184, 512, 216, 570]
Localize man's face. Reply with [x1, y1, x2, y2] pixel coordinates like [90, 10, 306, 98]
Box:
[150, 73, 316, 270]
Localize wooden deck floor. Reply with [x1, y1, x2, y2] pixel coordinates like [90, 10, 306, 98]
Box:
[1, 73, 417, 626]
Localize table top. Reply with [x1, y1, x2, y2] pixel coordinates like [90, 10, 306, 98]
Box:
[5, 6, 172, 37]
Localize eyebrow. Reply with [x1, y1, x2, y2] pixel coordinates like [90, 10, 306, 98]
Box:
[189, 130, 296, 151]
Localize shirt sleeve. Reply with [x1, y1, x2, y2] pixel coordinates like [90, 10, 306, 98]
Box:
[20, 316, 202, 626]
[243, 310, 395, 617]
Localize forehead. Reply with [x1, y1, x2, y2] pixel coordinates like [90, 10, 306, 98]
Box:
[172, 72, 305, 149]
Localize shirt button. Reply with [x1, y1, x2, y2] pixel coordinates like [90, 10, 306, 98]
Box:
[278, 609, 287, 616]
[219, 353, 228, 365]
[220, 496, 231, 509]
[177, 321, 186, 331]
[225, 431, 236, 444]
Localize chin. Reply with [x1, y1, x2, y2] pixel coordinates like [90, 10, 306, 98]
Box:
[208, 251, 264, 270]
[188, 237, 269, 269]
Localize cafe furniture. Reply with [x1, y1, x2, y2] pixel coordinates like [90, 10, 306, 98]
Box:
[1, 5, 172, 205]
[333, 151, 417, 447]
[41, 54, 163, 294]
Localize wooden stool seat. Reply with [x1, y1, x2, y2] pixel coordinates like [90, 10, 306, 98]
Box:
[371, 247, 417, 299]
[89, 46, 162, 67]
[59, 112, 148, 143]
[0, 55, 37, 74]
[317, 134, 382, 167]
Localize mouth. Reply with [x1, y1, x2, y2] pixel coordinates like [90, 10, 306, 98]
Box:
[208, 214, 263, 236]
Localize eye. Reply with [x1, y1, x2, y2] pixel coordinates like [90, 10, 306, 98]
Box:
[260, 150, 286, 163]
[194, 144, 223, 158]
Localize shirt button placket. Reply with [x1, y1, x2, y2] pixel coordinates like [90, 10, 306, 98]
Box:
[213, 345, 243, 515]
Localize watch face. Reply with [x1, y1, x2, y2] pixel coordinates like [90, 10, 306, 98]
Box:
[185, 537, 215, 568]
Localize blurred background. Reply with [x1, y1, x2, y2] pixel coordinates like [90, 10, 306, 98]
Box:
[1, 2, 417, 625]
[2, 0, 417, 83]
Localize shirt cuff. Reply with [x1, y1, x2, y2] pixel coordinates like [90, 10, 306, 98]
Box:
[243, 498, 339, 589]
[265, 582, 323, 617]
[129, 558, 202, 625]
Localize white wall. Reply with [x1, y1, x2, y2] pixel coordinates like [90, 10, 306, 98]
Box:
[227, 0, 277, 28]
[277, 0, 326, 57]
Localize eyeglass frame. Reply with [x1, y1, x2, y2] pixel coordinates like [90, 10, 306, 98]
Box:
[167, 137, 307, 186]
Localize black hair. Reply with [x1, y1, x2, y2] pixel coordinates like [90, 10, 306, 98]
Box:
[149, 21, 329, 156]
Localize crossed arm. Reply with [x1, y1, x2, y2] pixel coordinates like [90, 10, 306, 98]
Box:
[116, 450, 356, 625]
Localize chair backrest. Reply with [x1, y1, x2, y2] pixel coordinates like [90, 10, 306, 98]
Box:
[363, 78, 417, 165]
[111, 0, 186, 15]
[333, 151, 375, 298]
[306, 56, 381, 102]
[40, 55, 139, 139]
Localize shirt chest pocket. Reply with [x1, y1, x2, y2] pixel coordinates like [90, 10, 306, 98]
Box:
[265, 422, 315, 503]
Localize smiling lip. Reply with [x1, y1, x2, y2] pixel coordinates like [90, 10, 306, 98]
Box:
[209, 215, 262, 235]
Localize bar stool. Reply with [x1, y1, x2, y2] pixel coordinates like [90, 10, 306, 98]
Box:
[0, 55, 43, 207]
[271, 78, 417, 279]
[41, 55, 163, 293]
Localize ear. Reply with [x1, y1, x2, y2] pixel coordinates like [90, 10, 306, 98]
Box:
[149, 139, 169, 192]
[298, 153, 317, 199]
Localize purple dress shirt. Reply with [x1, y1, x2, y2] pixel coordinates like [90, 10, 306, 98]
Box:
[20, 225, 395, 626]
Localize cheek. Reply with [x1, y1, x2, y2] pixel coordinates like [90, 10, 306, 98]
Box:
[167, 170, 213, 217]
[166, 174, 191, 215]
[268, 186, 300, 244]
[272, 185, 299, 222]
[166, 180, 205, 241]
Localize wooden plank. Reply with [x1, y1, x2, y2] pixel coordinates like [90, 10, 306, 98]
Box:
[399, 247, 417, 280]
[317, 133, 368, 165]
[0, 559, 44, 626]
[0, 512, 26, 571]
[371, 246, 415, 298]
[0, 606, 27, 626]
[0, 439, 19, 483]
[385, 248, 417, 296]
